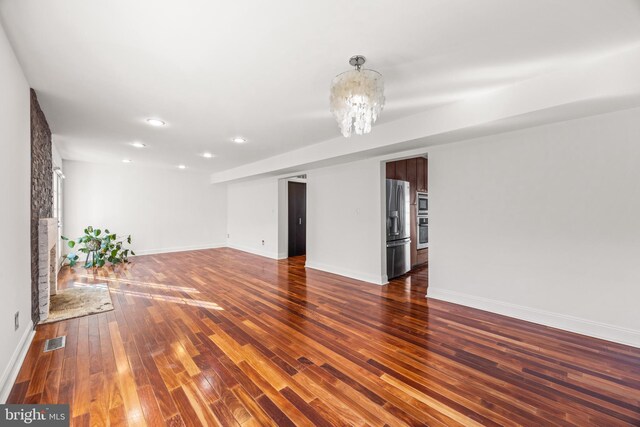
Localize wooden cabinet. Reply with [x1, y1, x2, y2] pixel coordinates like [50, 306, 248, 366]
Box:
[385, 161, 395, 179]
[385, 156, 428, 268]
[424, 158, 428, 192]
[416, 158, 427, 193]
[410, 205, 417, 266]
[395, 159, 407, 182]
[416, 248, 428, 265]
[406, 158, 417, 205]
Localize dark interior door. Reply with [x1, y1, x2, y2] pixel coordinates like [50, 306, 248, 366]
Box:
[288, 182, 306, 257]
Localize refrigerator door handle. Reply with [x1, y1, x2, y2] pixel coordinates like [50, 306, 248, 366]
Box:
[387, 238, 410, 248]
[401, 187, 405, 235]
[396, 186, 402, 236]
[400, 185, 406, 236]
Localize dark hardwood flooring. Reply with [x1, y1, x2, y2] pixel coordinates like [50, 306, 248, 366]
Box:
[8, 248, 640, 426]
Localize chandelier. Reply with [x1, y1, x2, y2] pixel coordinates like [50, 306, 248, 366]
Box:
[330, 55, 385, 138]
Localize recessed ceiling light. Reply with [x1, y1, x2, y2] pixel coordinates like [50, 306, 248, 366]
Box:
[122, 159, 132, 163]
[202, 152, 214, 158]
[178, 164, 186, 169]
[146, 118, 166, 127]
[131, 142, 146, 148]
[232, 136, 247, 144]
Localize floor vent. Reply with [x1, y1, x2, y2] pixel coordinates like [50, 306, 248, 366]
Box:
[44, 336, 66, 352]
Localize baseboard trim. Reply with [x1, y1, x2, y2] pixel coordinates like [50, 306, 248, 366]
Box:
[0, 321, 36, 403]
[132, 243, 226, 256]
[427, 288, 640, 348]
[305, 261, 386, 285]
[226, 243, 280, 260]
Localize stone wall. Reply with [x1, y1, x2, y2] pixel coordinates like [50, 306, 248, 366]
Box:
[30, 89, 52, 325]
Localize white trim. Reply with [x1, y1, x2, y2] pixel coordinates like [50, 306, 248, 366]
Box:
[427, 288, 640, 348]
[226, 243, 280, 260]
[305, 260, 386, 285]
[0, 321, 36, 403]
[132, 243, 226, 256]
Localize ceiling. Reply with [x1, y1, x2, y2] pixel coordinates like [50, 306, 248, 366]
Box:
[1, 0, 640, 172]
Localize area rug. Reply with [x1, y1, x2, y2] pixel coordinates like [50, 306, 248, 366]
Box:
[40, 284, 114, 324]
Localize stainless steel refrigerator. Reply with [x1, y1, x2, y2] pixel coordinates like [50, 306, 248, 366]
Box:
[386, 179, 411, 279]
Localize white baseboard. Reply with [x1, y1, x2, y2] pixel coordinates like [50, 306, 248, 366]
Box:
[427, 288, 640, 348]
[0, 321, 36, 403]
[226, 243, 280, 260]
[305, 260, 386, 285]
[132, 243, 226, 256]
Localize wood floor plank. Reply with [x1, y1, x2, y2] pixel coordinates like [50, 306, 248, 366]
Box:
[108, 320, 146, 427]
[7, 248, 640, 426]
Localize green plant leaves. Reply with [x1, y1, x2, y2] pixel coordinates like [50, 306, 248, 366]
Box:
[61, 226, 133, 269]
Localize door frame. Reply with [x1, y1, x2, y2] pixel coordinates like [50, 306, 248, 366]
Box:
[277, 175, 307, 259]
[287, 181, 307, 257]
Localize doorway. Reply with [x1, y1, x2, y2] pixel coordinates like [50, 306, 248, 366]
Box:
[288, 181, 306, 257]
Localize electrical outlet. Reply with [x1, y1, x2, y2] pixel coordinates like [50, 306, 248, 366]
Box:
[14, 311, 19, 331]
[261, 240, 265, 245]
[227, 233, 230, 238]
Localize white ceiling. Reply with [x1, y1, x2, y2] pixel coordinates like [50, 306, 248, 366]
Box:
[1, 0, 640, 172]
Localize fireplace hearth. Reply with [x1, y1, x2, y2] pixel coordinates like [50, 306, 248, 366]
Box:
[38, 218, 58, 321]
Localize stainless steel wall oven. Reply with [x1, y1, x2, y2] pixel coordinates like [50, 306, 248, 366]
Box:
[417, 216, 428, 249]
[417, 192, 428, 216]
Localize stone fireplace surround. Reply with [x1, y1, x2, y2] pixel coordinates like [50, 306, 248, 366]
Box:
[38, 218, 57, 322]
[31, 89, 53, 325]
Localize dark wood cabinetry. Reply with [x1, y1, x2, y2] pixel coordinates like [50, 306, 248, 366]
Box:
[407, 158, 417, 204]
[386, 156, 428, 268]
[395, 159, 407, 182]
[410, 205, 417, 266]
[385, 161, 395, 179]
[416, 157, 427, 193]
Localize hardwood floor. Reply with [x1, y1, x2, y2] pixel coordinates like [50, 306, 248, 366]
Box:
[8, 248, 640, 426]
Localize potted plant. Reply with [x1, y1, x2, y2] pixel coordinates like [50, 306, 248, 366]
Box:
[62, 226, 135, 268]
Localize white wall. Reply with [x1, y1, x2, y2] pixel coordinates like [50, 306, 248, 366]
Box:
[226, 177, 280, 258]
[306, 159, 386, 284]
[63, 160, 227, 255]
[277, 179, 288, 258]
[428, 107, 640, 347]
[225, 159, 388, 284]
[0, 22, 34, 401]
